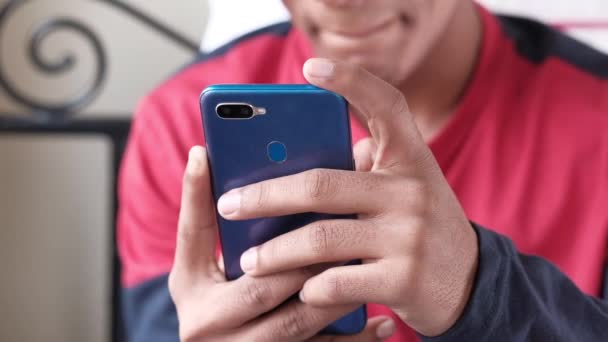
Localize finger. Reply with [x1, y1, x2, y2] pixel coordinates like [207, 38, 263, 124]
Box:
[203, 268, 317, 330]
[308, 316, 397, 342]
[241, 219, 381, 276]
[238, 299, 360, 342]
[353, 138, 377, 172]
[217, 169, 388, 219]
[300, 263, 394, 307]
[173, 146, 220, 278]
[303, 58, 432, 172]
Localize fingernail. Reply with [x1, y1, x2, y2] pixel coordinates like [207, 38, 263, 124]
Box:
[187, 146, 205, 173]
[305, 58, 335, 78]
[240, 247, 258, 272]
[298, 289, 306, 302]
[218, 190, 241, 216]
[376, 319, 396, 340]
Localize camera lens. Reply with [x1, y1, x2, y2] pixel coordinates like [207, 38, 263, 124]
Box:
[240, 106, 252, 116]
[217, 104, 254, 119]
[220, 106, 232, 116]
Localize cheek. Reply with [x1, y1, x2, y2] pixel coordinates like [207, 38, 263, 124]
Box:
[282, 0, 319, 36]
[352, 2, 448, 83]
[388, 1, 458, 82]
[357, 49, 409, 85]
[281, 0, 295, 11]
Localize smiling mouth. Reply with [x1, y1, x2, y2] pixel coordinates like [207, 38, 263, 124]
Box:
[329, 19, 397, 39]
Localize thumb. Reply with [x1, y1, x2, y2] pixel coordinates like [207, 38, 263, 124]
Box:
[173, 146, 220, 279]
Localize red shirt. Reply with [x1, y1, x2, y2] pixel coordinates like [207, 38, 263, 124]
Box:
[118, 6, 608, 342]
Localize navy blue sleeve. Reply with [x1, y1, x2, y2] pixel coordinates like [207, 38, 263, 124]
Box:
[122, 274, 179, 342]
[420, 223, 608, 342]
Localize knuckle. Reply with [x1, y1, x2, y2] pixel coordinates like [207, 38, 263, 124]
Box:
[177, 222, 195, 244]
[239, 280, 273, 308]
[256, 243, 276, 269]
[260, 234, 297, 269]
[176, 222, 206, 253]
[277, 306, 312, 338]
[309, 222, 331, 255]
[409, 147, 439, 174]
[258, 241, 284, 269]
[183, 166, 203, 187]
[357, 172, 378, 192]
[252, 182, 270, 208]
[389, 90, 409, 117]
[415, 148, 436, 167]
[345, 221, 374, 250]
[304, 169, 334, 200]
[325, 272, 348, 300]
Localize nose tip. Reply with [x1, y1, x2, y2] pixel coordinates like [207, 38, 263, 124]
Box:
[318, 0, 365, 8]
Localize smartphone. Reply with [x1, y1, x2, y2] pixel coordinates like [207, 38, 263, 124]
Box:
[200, 84, 367, 335]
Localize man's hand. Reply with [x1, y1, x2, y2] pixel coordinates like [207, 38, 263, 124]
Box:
[216, 59, 479, 337]
[168, 146, 396, 341]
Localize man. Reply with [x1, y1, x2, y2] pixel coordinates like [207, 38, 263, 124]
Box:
[118, 0, 608, 341]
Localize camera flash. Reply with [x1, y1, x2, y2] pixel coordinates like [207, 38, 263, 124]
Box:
[254, 107, 267, 115]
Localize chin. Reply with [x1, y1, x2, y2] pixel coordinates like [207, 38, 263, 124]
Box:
[349, 57, 404, 85]
[364, 64, 400, 84]
[318, 47, 408, 86]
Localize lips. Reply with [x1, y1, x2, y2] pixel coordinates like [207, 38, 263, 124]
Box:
[328, 19, 397, 39]
[317, 18, 403, 52]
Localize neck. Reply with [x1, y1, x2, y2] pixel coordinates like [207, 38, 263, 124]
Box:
[399, 1, 482, 142]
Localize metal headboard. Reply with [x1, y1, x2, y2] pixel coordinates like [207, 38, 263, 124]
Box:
[0, 1, 200, 341]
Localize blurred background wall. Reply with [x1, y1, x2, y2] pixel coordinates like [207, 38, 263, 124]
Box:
[481, 0, 608, 52]
[0, 1, 606, 342]
[0, 1, 206, 341]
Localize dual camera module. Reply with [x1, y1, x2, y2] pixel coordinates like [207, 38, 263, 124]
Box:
[216, 103, 265, 119]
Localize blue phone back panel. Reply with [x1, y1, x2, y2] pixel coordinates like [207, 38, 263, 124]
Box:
[200, 84, 366, 335]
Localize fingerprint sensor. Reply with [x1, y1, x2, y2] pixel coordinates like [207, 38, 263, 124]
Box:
[267, 141, 287, 163]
